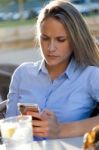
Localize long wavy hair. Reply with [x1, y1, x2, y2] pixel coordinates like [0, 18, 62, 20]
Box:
[37, 0, 99, 66]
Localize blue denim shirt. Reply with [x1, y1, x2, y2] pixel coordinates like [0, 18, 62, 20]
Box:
[6, 58, 99, 122]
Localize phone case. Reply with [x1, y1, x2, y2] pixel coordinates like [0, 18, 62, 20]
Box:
[17, 103, 40, 114]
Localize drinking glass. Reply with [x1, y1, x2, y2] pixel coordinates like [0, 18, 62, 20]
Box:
[0, 115, 33, 150]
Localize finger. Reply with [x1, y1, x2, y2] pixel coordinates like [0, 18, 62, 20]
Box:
[41, 110, 55, 120]
[33, 126, 49, 137]
[33, 126, 48, 133]
[42, 109, 54, 116]
[33, 119, 48, 127]
[26, 111, 42, 120]
[33, 132, 48, 137]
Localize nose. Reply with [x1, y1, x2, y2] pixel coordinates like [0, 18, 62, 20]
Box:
[48, 40, 56, 52]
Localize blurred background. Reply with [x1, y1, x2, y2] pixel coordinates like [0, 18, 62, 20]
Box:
[0, 0, 99, 101]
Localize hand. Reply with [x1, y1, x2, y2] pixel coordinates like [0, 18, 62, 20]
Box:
[28, 109, 61, 139]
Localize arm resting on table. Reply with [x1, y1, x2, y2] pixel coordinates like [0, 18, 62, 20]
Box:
[59, 116, 99, 138]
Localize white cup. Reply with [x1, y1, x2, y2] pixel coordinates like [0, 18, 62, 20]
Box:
[0, 115, 33, 150]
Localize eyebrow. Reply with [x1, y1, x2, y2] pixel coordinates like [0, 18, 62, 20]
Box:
[41, 33, 68, 38]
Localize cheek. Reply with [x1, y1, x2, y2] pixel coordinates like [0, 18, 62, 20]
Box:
[66, 47, 73, 55]
[40, 39, 45, 48]
[39, 41, 47, 56]
[61, 45, 73, 56]
[64, 42, 73, 53]
[40, 41, 48, 53]
[39, 41, 45, 53]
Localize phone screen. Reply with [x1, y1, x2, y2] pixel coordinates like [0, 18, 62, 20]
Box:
[18, 103, 41, 125]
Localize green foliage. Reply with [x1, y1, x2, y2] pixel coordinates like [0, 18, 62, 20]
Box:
[0, 0, 15, 7]
[0, 19, 36, 28]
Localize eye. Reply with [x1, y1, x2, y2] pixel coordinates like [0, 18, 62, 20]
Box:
[57, 37, 67, 42]
[40, 35, 49, 41]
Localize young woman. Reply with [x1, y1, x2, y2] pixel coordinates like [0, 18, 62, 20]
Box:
[6, 0, 99, 140]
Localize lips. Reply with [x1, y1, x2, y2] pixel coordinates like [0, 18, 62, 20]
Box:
[47, 55, 58, 58]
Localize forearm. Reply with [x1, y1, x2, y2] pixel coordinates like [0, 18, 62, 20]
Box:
[58, 116, 99, 138]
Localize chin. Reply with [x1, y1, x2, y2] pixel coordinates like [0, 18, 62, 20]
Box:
[47, 62, 59, 67]
[45, 58, 60, 66]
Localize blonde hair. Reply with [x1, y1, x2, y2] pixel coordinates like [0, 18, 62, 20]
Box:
[37, 0, 99, 66]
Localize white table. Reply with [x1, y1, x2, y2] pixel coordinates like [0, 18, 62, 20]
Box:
[0, 136, 83, 150]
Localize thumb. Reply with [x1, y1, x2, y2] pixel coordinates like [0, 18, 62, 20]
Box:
[43, 109, 54, 116]
[41, 109, 54, 119]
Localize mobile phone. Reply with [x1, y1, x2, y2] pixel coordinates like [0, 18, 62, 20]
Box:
[18, 103, 40, 115]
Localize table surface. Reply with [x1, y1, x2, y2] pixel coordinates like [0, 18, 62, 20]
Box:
[0, 136, 83, 150]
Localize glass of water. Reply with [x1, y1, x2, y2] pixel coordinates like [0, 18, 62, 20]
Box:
[0, 115, 33, 150]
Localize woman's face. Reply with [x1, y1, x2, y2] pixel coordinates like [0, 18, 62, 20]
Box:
[39, 17, 73, 68]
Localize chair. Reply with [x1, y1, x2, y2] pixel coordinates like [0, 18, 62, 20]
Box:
[0, 100, 8, 119]
[90, 102, 99, 117]
[0, 64, 18, 120]
[0, 64, 17, 101]
[0, 100, 8, 144]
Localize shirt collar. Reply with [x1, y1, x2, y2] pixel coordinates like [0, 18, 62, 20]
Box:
[38, 57, 77, 79]
[38, 59, 48, 74]
[65, 57, 77, 79]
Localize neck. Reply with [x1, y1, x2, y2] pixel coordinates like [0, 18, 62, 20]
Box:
[45, 62, 69, 80]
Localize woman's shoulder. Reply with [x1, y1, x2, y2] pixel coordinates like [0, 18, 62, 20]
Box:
[88, 66, 99, 74]
[19, 61, 41, 69]
[14, 61, 42, 75]
[86, 66, 99, 82]
[87, 66, 99, 98]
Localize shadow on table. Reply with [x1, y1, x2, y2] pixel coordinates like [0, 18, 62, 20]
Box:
[61, 137, 83, 148]
[33, 137, 83, 150]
